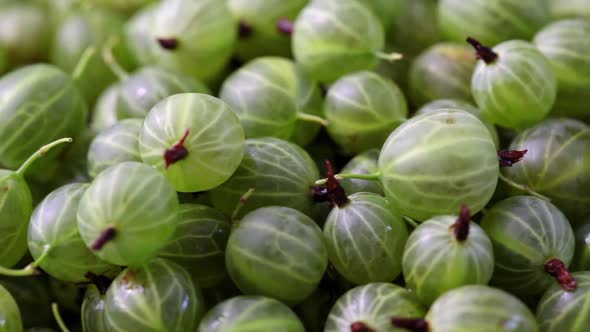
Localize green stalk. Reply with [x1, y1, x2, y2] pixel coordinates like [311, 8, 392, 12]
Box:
[315, 172, 381, 185]
[16, 138, 73, 176]
[498, 174, 551, 201]
[52, 303, 71, 332]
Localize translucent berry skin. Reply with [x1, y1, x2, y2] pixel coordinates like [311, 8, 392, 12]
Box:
[502, 119, 590, 223]
[426, 285, 539, 332]
[324, 70, 407, 154]
[225, 206, 328, 305]
[325, 283, 426, 332]
[77, 162, 179, 266]
[0, 284, 22, 332]
[139, 93, 245, 193]
[81, 285, 107, 332]
[537, 271, 590, 332]
[378, 109, 499, 221]
[324, 192, 408, 285]
[104, 258, 204, 331]
[571, 223, 590, 271]
[91, 83, 119, 133]
[438, 0, 550, 46]
[198, 295, 305, 332]
[292, 0, 385, 83]
[403, 215, 494, 306]
[0, 170, 31, 268]
[339, 149, 383, 196]
[471, 40, 557, 130]
[533, 19, 590, 120]
[481, 196, 575, 297]
[124, 4, 158, 67]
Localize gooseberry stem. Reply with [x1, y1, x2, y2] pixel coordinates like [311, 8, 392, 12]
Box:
[101, 36, 129, 80]
[403, 216, 419, 229]
[0, 246, 50, 277]
[296, 112, 329, 126]
[450, 205, 471, 242]
[544, 258, 577, 292]
[71, 46, 96, 82]
[52, 303, 71, 332]
[16, 137, 73, 176]
[231, 188, 256, 226]
[315, 172, 381, 185]
[390, 317, 429, 332]
[498, 174, 551, 201]
[374, 51, 404, 62]
[351, 321, 375, 332]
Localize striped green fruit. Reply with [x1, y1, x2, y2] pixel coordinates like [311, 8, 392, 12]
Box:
[571, 223, 590, 271]
[438, 0, 550, 46]
[403, 214, 494, 306]
[471, 40, 556, 130]
[81, 285, 107, 332]
[502, 118, 590, 223]
[150, 0, 236, 81]
[28, 183, 116, 282]
[139, 93, 245, 193]
[324, 70, 407, 154]
[426, 285, 539, 332]
[0, 284, 22, 332]
[198, 295, 305, 332]
[0, 170, 31, 268]
[210, 138, 319, 219]
[219, 57, 323, 146]
[324, 283, 426, 332]
[0, 64, 86, 171]
[225, 206, 328, 305]
[90, 83, 119, 133]
[124, 3, 158, 67]
[534, 19, 590, 120]
[87, 119, 142, 178]
[409, 43, 476, 107]
[292, 0, 385, 83]
[481, 196, 575, 297]
[104, 258, 204, 331]
[159, 204, 230, 288]
[537, 271, 590, 332]
[339, 149, 383, 196]
[378, 109, 499, 221]
[77, 162, 179, 266]
[324, 192, 408, 285]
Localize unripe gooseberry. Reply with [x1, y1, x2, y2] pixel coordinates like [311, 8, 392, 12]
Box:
[0, 284, 22, 331]
[90, 83, 119, 133]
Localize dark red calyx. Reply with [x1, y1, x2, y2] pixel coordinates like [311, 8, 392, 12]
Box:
[85, 272, 113, 295]
[164, 129, 190, 169]
[466, 37, 498, 64]
[157, 38, 179, 50]
[312, 185, 329, 203]
[390, 318, 429, 332]
[276, 18, 294, 36]
[498, 149, 527, 167]
[91, 227, 116, 251]
[324, 160, 349, 208]
[544, 258, 577, 292]
[450, 204, 471, 242]
[350, 321, 375, 332]
[238, 21, 253, 38]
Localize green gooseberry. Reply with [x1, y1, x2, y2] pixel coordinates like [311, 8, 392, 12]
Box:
[339, 149, 383, 196]
[533, 19, 590, 120]
[571, 223, 590, 271]
[325, 283, 426, 332]
[438, 0, 550, 46]
[150, 0, 237, 81]
[0, 284, 22, 332]
[548, 0, 590, 20]
[209, 137, 319, 219]
[293, 0, 399, 83]
[77, 161, 179, 266]
[104, 258, 204, 331]
[502, 118, 590, 223]
[408, 43, 476, 107]
[415, 99, 500, 148]
[198, 295, 305, 332]
[387, 0, 440, 57]
[324, 70, 408, 154]
[124, 3, 158, 66]
[0, 64, 86, 172]
[469, 39, 557, 130]
[403, 206, 494, 306]
[228, 0, 307, 61]
[0, 276, 52, 329]
[537, 271, 590, 332]
[219, 56, 324, 146]
[90, 83, 119, 133]
[481, 196, 575, 297]
[87, 119, 142, 178]
[225, 206, 328, 305]
[159, 204, 231, 289]
[81, 284, 107, 332]
[139, 93, 245, 193]
[378, 109, 499, 221]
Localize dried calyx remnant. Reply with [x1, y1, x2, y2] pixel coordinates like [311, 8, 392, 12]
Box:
[450, 205, 471, 242]
[498, 149, 527, 167]
[390, 317, 429, 332]
[84, 272, 114, 295]
[91, 226, 116, 251]
[313, 160, 349, 207]
[164, 129, 191, 169]
[276, 19, 294, 35]
[350, 321, 375, 332]
[157, 37, 179, 50]
[544, 258, 577, 292]
[238, 21, 253, 38]
[466, 37, 498, 64]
